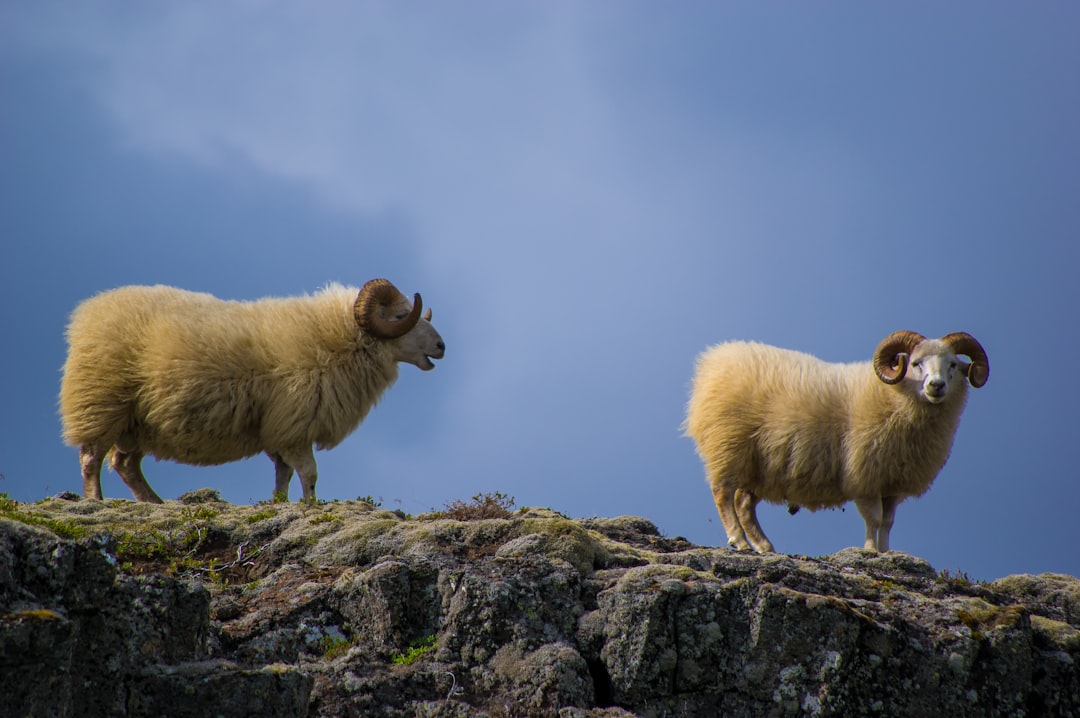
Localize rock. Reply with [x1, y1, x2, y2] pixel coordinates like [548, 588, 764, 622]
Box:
[331, 557, 441, 656]
[991, 572, 1080, 624]
[1, 520, 215, 717]
[129, 660, 312, 718]
[2, 495, 1079, 717]
[489, 641, 595, 712]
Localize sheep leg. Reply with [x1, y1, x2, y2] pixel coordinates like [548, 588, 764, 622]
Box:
[854, 496, 885, 551]
[734, 489, 775, 553]
[876, 496, 900, 552]
[268, 452, 295, 499]
[110, 449, 164, 504]
[710, 482, 751, 550]
[80, 444, 105, 500]
[278, 447, 319, 502]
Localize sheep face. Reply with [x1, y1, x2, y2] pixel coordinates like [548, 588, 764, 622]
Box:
[393, 308, 445, 372]
[904, 339, 965, 405]
[354, 279, 445, 371]
[875, 331, 990, 403]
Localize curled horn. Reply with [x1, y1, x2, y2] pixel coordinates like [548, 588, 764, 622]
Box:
[942, 332, 990, 388]
[873, 330, 926, 385]
[354, 279, 423, 339]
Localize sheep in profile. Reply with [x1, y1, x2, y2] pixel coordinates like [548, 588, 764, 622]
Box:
[60, 279, 445, 503]
[684, 331, 988, 553]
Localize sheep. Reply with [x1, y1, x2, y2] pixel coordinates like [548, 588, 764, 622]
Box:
[59, 278, 445, 503]
[683, 331, 989, 553]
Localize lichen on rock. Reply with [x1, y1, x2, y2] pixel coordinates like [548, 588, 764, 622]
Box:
[2, 493, 1079, 717]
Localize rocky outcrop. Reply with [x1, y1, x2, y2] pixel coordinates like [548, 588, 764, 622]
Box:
[1, 491, 1078, 717]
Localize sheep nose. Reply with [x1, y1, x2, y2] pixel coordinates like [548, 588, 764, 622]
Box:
[436, 341, 445, 352]
[927, 378, 945, 391]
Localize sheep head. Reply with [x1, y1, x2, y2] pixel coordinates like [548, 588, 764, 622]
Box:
[874, 330, 989, 403]
[354, 278, 445, 371]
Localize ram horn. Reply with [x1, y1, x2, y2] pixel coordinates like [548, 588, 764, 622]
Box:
[873, 330, 926, 385]
[354, 279, 423, 339]
[942, 332, 990, 388]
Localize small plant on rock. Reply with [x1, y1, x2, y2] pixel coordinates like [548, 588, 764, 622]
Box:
[319, 633, 354, 659]
[436, 492, 516, 521]
[309, 513, 340, 525]
[936, 568, 985, 590]
[245, 508, 278, 524]
[391, 635, 437, 665]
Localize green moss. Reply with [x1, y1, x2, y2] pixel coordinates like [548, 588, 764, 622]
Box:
[115, 527, 176, 561]
[0, 493, 89, 540]
[615, 563, 711, 593]
[955, 599, 1026, 640]
[106, 502, 235, 579]
[518, 516, 585, 537]
[319, 633, 354, 659]
[246, 509, 279, 524]
[344, 519, 401, 542]
[390, 635, 437, 665]
[179, 505, 220, 522]
[309, 513, 341, 525]
[1031, 615, 1080, 649]
[6, 608, 64, 622]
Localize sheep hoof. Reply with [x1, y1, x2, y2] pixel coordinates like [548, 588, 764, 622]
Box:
[727, 537, 752, 551]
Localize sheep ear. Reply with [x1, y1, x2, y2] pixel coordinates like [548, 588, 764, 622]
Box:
[423, 308, 433, 322]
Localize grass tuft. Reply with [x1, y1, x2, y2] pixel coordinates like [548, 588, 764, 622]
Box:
[430, 492, 516, 521]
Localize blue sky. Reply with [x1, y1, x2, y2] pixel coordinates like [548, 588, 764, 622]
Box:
[2, 3, 1078, 582]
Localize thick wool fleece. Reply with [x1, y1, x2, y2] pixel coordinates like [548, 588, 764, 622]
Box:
[60, 284, 398, 464]
[684, 341, 969, 510]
